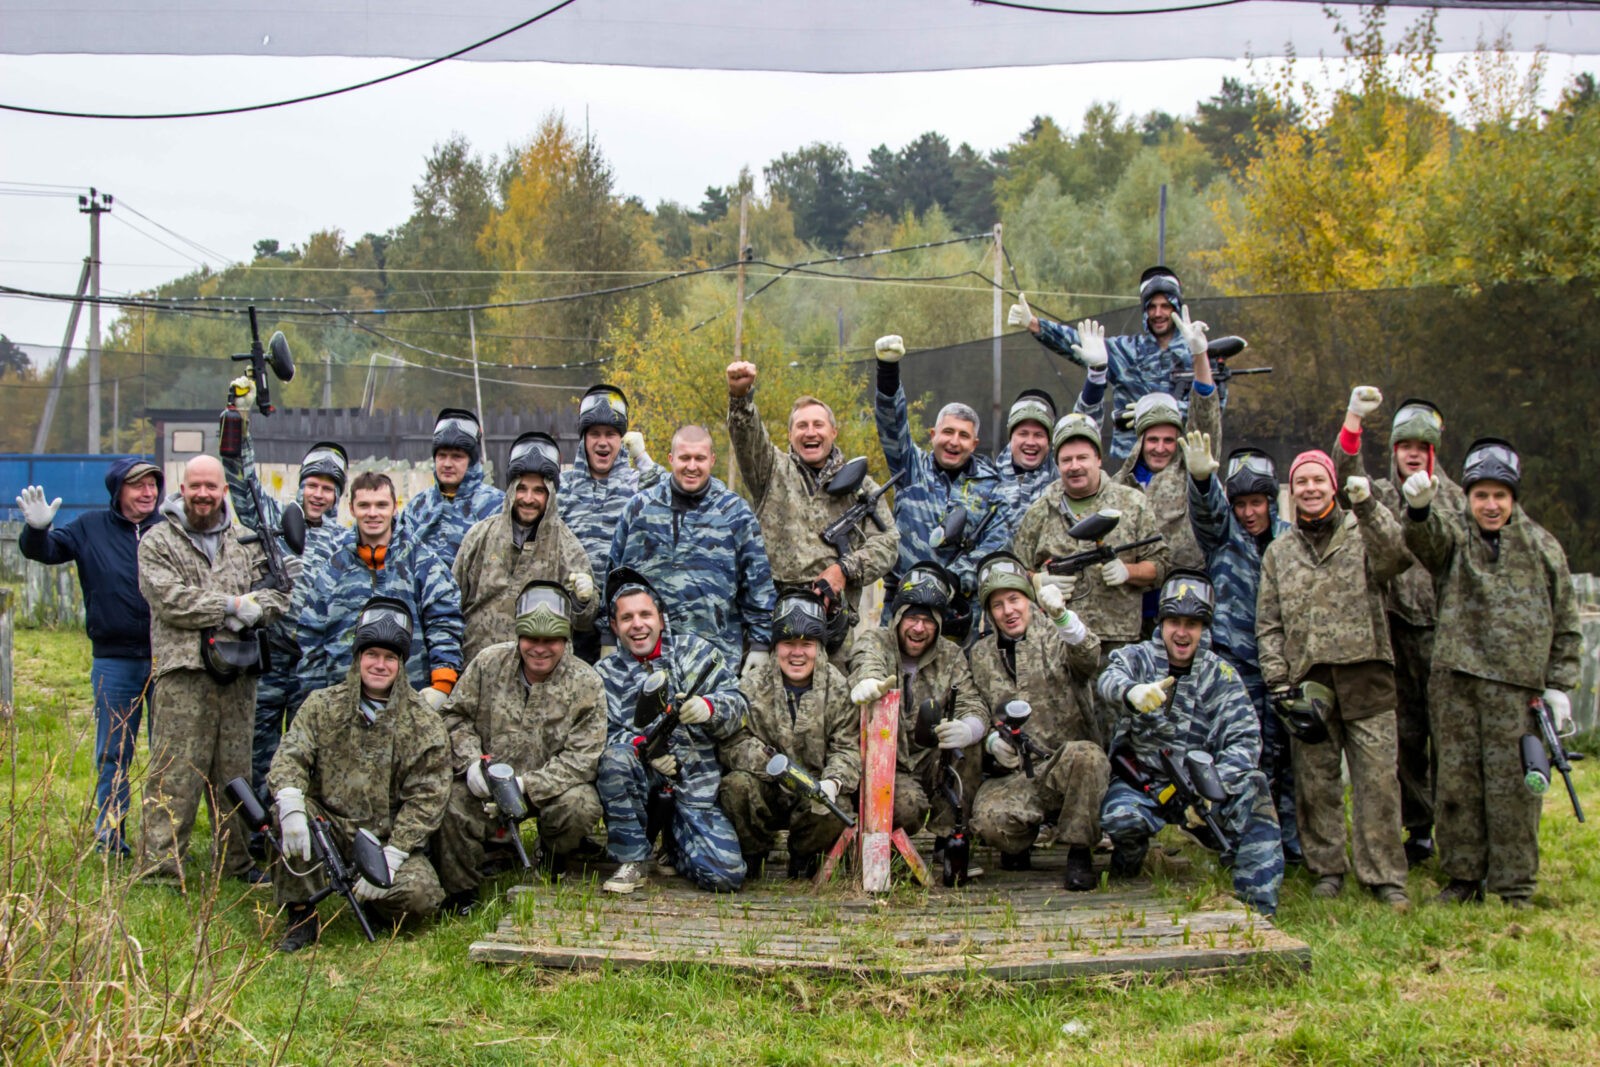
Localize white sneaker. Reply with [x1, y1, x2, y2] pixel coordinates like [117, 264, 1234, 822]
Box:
[603, 861, 648, 895]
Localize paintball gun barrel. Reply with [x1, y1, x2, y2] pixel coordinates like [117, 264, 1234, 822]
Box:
[483, 758, 533, 869]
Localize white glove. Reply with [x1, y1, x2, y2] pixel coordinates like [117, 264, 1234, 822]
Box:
[1055, 609, 1089, 646]
[851, 677, 889, 705]
[1101, 559, 1130, 587]
[353, 845, 407, 902]
[1173, 306, 1209, 356]
[1070, 320, 1110, 370]
[1345, 476, 1371, 505]
[566, 572, 595, 605]
[227, 593, 265, 628]
[1037, 583, 1067, 620]
[819, 779, 841, 804]
[985, 731, 1022, 770]
[1347, 386, 1383, 419]
[465, 758, 490, 799]
[1033, 572, 1077, 601]
[621, 431, 655, 471]
[275, 787, 312, 862]
[1181, 430, 1218, 480]
[678, 695, 713, 725]
[16, 485, 62, 530]
[1127, 677, 1176, 714]
[284, 556, 303, 584]
[229, 374, 255, 411]
[1007, 293, 1034, 329]
[874, 334, 906, 362]
[1543, 689, 1574, 734]
[222, 614, 247, 634]
[741, 650, 770, 678]
[420, 686, 448, 712]
[649, 753, 679, 777]
[1401, 471, 1438, 509]
[934, 715, 985, 750]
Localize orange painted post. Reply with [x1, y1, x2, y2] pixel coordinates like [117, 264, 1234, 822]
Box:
[860, 690, 900, 891]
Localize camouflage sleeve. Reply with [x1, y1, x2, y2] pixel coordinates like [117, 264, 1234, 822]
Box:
[222, 427, 283, 538]
[1130, 496, 1171, 583]
[1353, 495, 1409, 586]
[266, 692, 321, 796]
[727, 391, 779, 507]
[848, 627, 896, 690]
[1096, 644, 1142, 740]
[294, 586, 333, 707]
[843, 478, 899, 586]
[1188, 472, 1230, 556]
[1035, 318, 1085, 366]
[734, 504, 777, 649]
[472, 483, 505, 522]
[1011, 498, 1044, 568]
[415, 545, 465, 672]
[450, 521, 482, 607]
[1207, 661, 1262, 790]
[1543, 532, 1582, 693]
[634, 462, 664, 490]
[821, 679, 861, 791]
[1188, 380, 1222, 456]
[694, 644, 749, 742]
[1254, 551, 1288, 687]
[558, 523, 599, 632]
[390, 709, 451, 853]
[440, 656, 488, 768]
[717, 725, 772, 778]
[523, 676, 606, 802]
[137, 532, 230, 629]
[1402, 504, 1459, 575]
[874, 384, 922, 484]
[1046, 619, 1102, 682]
[951, 658, 988, 728]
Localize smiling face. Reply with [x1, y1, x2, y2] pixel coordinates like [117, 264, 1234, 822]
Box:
[180, 456, 226, 530]
[119, 472, 160, 522]
[299, 475, 339, 521]
[585, 426, 621, 476]
[775, 636, 819, 686]
[788, 403, 838, 469]
[896, 611, 938, 659]
[1141, 425, 1180, 473]
[1145, 293, 1175, 338]
[358, 647, 401, 696]
[670, 430, 714, 494]
[512, 473, 550, 525]
[614, 592, 664, 657]
[352, 486, 396, 545]
[1056, 440, 1103, 499]
[1394, 440, 1432, 478]
[987, 589, 1033, 639]
[1161, 616, 1203, 668]
[1008, 422, 1049, 472]
[1468, 482, 1514, 532]
[1290, 465, 1334, 518]
[518, 634, 566, 682]
[929, 415, 978, 472]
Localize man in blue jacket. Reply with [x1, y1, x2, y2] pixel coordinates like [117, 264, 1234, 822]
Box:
[17, 457, 163, 855]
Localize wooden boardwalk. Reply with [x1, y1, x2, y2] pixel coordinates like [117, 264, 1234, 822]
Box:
[468, 845, 1311, 981]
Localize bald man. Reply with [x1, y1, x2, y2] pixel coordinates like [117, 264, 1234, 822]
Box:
[137, 455, 291, 888]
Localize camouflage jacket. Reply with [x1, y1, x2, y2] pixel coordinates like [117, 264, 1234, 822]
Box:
[1188, 473, 1288, 670]
[1109, 384, 1220, 571]
[267, 664, 450, 854]
[995, 445, 1055, 542]
[556, 450, 661, 587]
[728, 390, 898, 604]
[606, 476, 776, 664]
[138, 493, 289, 681]
[1405, 504, 1581, 693]
[453, 500, 596, 664]
[441, 642, 605, 804]
[1099, 631, 1261, 792]
[597, 633, 747, 809]
[848, 608, 988, 780]
[1011, 477, 1171, 644]
[875, 382, 1012, 595]
[1334, 443, 1464, 628]
[395, 461, 504, 568]
[967, 611, 1103, 753]
[295, 532, 464, 706]
[717, 658, 861, 791]
[1256, 498, 1409, 688]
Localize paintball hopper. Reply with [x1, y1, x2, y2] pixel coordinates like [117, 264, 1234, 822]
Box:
[1273, 681, 1333, 744]
[997, 698, 1032, 731]
[824, 456, 869, 497]
[351, 828, 393, 890]
[1206, 336, 1248, 360]
[279, 501, 307, 555]
[634, 670, 673, 729]
[232, 305, 295, 416]
[485, 761, 529, 821]
[932, 504, 968, 550]
[226, 776, 274, 836]
[912, 698, 941, 750]
[1183, 750, 1229, 803]
[1066, 508, 1122, 544]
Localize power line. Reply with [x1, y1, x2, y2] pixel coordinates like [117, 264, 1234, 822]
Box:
[115, 199, 232, 264]
[973, 0, 1247, 14]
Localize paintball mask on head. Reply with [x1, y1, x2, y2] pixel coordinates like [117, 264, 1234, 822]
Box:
[1132, 392, 1183, 437]
[1006, 389, 1056, 436]
[605, 565, 665, 619]
[1225, 448, 1278, 501]
[433, 408, 482, 464]
[975, 551, 1034, 610]
[1391, 399, 1444, 447]
[577, 384, 630, 436]
[772, 591, 830, 644]
[506, 431, 562, 490]
[354, 596, 414, 659]
[515, 579, 574, 640]
[1461, 437, 1522, 497]
[1156, 569, 1215, 623]
[893, 562, 955, 618]
[1139, 265, 1183, 330]
[299, 441, 349, 493]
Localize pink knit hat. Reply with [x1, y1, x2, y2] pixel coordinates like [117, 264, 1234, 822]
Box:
[1288, 449, 1336, 484]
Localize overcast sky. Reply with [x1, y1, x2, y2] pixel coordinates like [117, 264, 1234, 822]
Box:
[3, 48, 1594, 358]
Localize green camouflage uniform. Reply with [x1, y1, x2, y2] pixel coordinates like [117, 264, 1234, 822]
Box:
[1109, 384, 1220, 571]
[266, 664, 451, 918]
[1405, 502, 1581, 900]
[968, 612, 1107, 852]
[453, 500, 596, 665]
[137, 492, 289, 880]
[1257, 498, 1410, 891]
[432, 643, 606, 893]
[717, 658, 861, 858]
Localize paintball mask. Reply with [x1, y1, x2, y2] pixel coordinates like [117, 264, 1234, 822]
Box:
[1391, 399, 1444, 447]
[299, 441, 349, 494]
[893, 562, 955, 618]
[772, 591, 830, 644]
[1156, 569, 1215, 623]
[975, 551, 1034, 610]
[433, 408, 482, 464]
[1461, 437, 1522, 497]
[1224, 449, 1278, 501]
[515, 579, 575, 640]
[577, 384, 630, 435]
[507, 430, 562, 490]
[1273, 681, 1334, 744]
[353, 596, 414, 659]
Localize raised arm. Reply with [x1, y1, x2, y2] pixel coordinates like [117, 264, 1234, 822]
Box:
[725, 362, 778, 506]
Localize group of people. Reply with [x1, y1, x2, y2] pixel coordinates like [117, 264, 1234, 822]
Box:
[16, 265, 1581, 953]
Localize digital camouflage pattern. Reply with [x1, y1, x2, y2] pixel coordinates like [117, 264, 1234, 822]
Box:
[557, 450, 661, 644]
[453, 500, 596, 664]
[395, 460, 504, 568]
[967, 612, 1102, 752]
[995, 445, 1055, 541]
[273, 796, 444, 919]
[1109, 385, 1220, 570]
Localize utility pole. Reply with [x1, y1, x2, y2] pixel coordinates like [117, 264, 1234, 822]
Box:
[1157, 183, 1168, 266]
[992, 223, 1004, 457]
[80, 188, 112, 454]
[32, 259, 90, 452]
[729, 192, 751, 491]
[468, 310, 485, 417]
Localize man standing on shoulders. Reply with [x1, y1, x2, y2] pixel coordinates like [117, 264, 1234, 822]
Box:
[397, 407, 505, 568]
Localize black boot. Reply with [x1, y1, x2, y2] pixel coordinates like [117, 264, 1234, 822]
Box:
[787, 851, 820, 880]
[276, 903, 320, 953]
[1064, 846, 1096, 891]
[1435, 879, 1485, 905]
[441, 886, 480, 917]
[999, 847, 1033, 871]
[537, 848, 568, 883]
[743, 853, 767, 880]
[1108, 839, 1147, 880]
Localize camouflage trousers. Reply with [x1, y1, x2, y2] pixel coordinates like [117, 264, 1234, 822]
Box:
[251, 667, 297, 793]
[432, 778, 603, 894]
[1390, 618, 1437, 838]
[1100, 769, 1284, 915]
[892, 745, 983, 837]
[718, 770, 853, 860]
[595, 744, 745, 892]
[1229, 661, 1302, 863]
[1430, 670, 1542, 901]
[271, 798, 443, 920]
[970, 740, 1110, 852]
[139, 669, 255, 880]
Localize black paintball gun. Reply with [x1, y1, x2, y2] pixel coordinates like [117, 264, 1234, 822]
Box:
[933, 500, 1003, 562]
[1044, 508, 1164, 578]
[1525, 696, 1586, 822]
[1170, 335, 1269, 388]
[820, 456, 904, 562]
[914, 685, 972, 887]
[226, 777, 392, 943]
[1158, 747, 1232, 852]
[765, 752, 856, 827]
[991, 699, 1050, 780]
[630, 661, 718, 848]
[481, 758, 533, 869]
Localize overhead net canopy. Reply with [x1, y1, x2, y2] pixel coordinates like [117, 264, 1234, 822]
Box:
[4, 1, 1599, 71]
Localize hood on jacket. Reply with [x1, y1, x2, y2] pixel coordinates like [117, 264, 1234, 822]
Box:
[157, 488, 231, 534]
[105, 456, 164, 521]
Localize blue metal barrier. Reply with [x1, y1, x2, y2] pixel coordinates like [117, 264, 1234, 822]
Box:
[0, 453, 149, 524]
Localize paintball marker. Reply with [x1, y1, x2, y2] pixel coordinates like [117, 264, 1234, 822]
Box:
[225, 777, 392, 943]
[933, 500, 1003, 562]
[482, 758, 533, 869]
[1158, 748, 1232, 852]
[914, 685, 972, 887]
[1044, 509, 1163, 578]
[1171, 335, 1270, 387]
[629, 660, 717, 768]
[765, 752, 856, 827]
[820, 457, 904, 562]
[1525, 697, 1586, 822]
[991, 699, 1049, 779]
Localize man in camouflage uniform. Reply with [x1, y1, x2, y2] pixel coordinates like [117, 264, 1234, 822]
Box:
[1098, 570, 1284, 916]
[297, 470, 465, 712]
[137, 455, 289, 886]
[717, 591, 860, 879]
[849, 563, 989, 873]
[607, 424, 776, 668]
[455, 431, 596, 664]
[995, 389, 1058, 537]
[396, 407, 505, 568]
[268, 598, 450, 951]
[434, 580, 605, 909]
[1401, 439, 1581, 907]
[1336, 388, 1466, 866]
[966, 552, 1105, 890]
[872, 333, 1012, 601]
[595, 569, 749, 894]
[1257, 447, 1411, 910]
[726, 359, 898, 665]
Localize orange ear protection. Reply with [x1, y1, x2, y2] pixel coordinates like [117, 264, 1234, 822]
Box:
[357, 543, 388, 569]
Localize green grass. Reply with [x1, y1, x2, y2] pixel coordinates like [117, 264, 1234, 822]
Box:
[6, 627, 1600, 1064]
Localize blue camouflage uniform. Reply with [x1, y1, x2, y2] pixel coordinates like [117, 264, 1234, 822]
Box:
[995, 445, 1055, 541]
[1097, 632, 1284, 915]
[395, 460, 503, 568]
[594, 633, 748, 891]
[1187, 473, 1300, 861]
[294, 533, 465, 707]
[223, 431, 353, 789]
[875, 381, 1012, 596]
[557, 451, 661, 644]
[606, 477, 775, 666]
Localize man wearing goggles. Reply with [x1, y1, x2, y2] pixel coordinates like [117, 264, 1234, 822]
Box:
[454, 431, 597, 663]
[1402, 437, 1580, 907]
[396, 407, 505, 568]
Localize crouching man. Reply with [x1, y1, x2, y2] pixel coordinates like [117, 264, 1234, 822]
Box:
[433, 580, 605, 910]
[1098, 571, 1284, 916]
[718, 591, 861, 879]
[268, 598, 450, 952]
